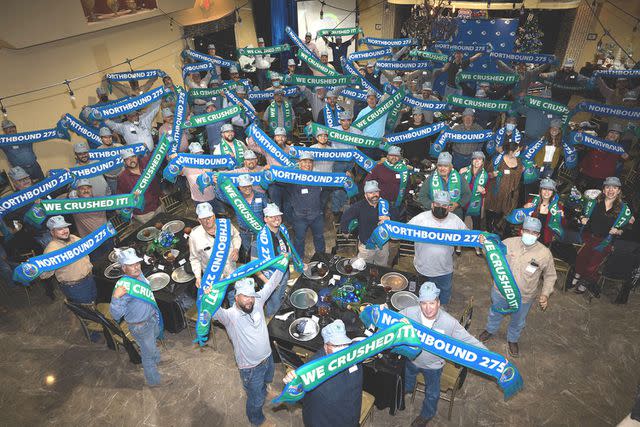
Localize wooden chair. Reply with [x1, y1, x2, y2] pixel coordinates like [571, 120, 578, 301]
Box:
[333, 221, 359, 258]
[554, 258, 571, 292]
[556, 161, 578, 194]
[160, 193, 183, 215]
[393, 240, 417, 274]
[459, 296, 474, 331]
[359, 391, 375, 426]
[110, 215, 131, 242]
[272, 340, 309, 370]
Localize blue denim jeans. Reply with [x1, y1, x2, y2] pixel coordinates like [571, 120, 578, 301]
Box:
[405, 361, 443, 420]
[239, 355, 275, 426]
[265, 269, 290, 317]
[129, 317, 161, 385]
[292, 213, 325, 260]
[419, 272, 453, 305]
[59, 275, 97, 304]
[485, 287, 534, 342]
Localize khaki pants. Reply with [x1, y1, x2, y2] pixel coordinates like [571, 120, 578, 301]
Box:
[618, 414, 640, 427]
[357, 243, 390, 267]
[133, 206, 164, 226]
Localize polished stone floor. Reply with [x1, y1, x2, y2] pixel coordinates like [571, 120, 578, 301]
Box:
[1, 246, 638, 427]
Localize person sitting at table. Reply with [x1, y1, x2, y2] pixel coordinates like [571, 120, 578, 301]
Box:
[110, 248, 172, 387]
[116, 148, 163, 225]
[340, 180, 398, 266]
[188, 202, 241, 303]
[401, 282, 487, 427]
[408, 190, 467, 305]
[282, 319, 363, 427]
[253, 203, 298, 318]
[212, 272, 285, 427]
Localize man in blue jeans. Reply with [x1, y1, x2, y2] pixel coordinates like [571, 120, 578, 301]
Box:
[213, 272, 284, 427]
[400, 282, 487, 427]
[110, 248, 171, 387]
[479, 216, 556, 357]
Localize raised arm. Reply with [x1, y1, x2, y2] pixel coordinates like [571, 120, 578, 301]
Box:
[496, 60, 515, 74]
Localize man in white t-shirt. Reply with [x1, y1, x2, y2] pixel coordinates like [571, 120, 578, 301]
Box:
[408, 190, 467, 305]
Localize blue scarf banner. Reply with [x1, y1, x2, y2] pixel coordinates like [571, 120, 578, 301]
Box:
[196, 171, 265, 193]
[360, 37, 418, 47]
[261, 166, 358, 198]
[506, 205, 536, 225]
[288, 146, 375, 172]
[13, 221, 117, 284]
[562, 141, 578, 169]
[0, 171, 75, 218]
[489, 51, 556, 64]
[225, 90, 258, 122]
[593, 69, 640, 78]
[182, 62, 216, 79]
[487, 127, 522, 155]
[360, 306, 524, 400]
[247, 86, 298, 102]
[569, 131, 627, 155]
[163, 154, 236, 183]
[87, 143, 147, 160]
[398, 93, 449, 111]
[340, 88, 368, 102]
[105, 69, 165, 81]
[323, 104, 343, 128]
[520, 137, 546, 161]
[341, 58, 383, 95]
[168, 86, 188, 155]
[91, 86, 167, 119]
[248, 123, 296, 167]
[347, 47, 393, 62]
[433, 42, 490, 53]
[257, 223, 304, 273]
[571, 101, 640, 121]
[285, 26, 314, 55]
[60, 114, 101, 147]
[375, 60, 434, 72]
[182, 50, 238, 68]
[51, 157, 124, 180]
[0, 123, 70, 147]
[386, 122, 447, 146]
[430, 126, 495, 157]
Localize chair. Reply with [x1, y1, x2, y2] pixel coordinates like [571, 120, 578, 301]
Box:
[272, 340, 309, 370]
[160, 193, 183, 215]
[556, 161, 578, 194]
[411, 363, 467, 421]
[359, 391, 375, 426]
[393, 240, 417, 274]
[459, 296, 474, 331]
[333, 222, 359, 258]
[554, 258, 571, 292]
[110, 215, 131, 242]
[64, 300, 108, 343]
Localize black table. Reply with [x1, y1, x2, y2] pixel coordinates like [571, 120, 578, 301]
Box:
[94, 213, 199, 333]
[267, 256, 420, 415]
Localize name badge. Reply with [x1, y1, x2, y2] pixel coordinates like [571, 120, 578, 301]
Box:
[348, 365, 358, 374]
[525, 264, 537, 274]
[255, 198, 262, 203]
[395, 173, 400, 179]
[301, 188, 309, 194]
[12, 146, 19, 150]
[178, 259, 186, 266]
[504, 169, 511, 175]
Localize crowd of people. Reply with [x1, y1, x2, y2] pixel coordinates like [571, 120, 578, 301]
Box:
[1, 27, 639, 427]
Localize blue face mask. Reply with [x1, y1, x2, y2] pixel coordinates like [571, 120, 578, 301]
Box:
[521, 233, 537, 246]
[506, 123, 516, 132]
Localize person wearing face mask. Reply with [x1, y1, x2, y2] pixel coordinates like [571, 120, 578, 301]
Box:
[213, 271, 285, 427]
[110, 248, 171, 387]
[340, 180, 398, 266]
[484, 140, 524, 236]
[573, 177, 635, 295]
[282, 319, 364, 427]
[408, 190, 467, 305]
[39, 216, 97, 305]
[450, 109, 485, 170]
[418, 152, 471, 221]
[401, 282, 487, 427]
[521, 178, 565, 247]
[478, 216, 556, 358]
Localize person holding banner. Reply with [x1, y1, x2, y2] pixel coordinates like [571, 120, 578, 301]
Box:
[69, 179, 108, 238]
[228, 150, 265, 191]
[254, 37, 276, 89]
[401, 282, 487, 427]
[73, 142, 111, 197]
[303, 32, 320, 58]
[110, 248, 170, 387]
[214, 124, 248, 163]
[340, 180, 397, 266]
[449, 109, 485, 170]
[479, 216, 556, 358]
[213, 272, 285, 427]
[409, 190, 467, 305]
[459, 151, 488, 254]
[39, 216, 97, 305]
[178, 143, 217, 209]
[365, 145, 411, 212]
[282, 318, 363, 427]
[299, 86, 328, 122]
[418, 82, 441, 124]
[317, 91, 344, 127]
[520, 178, 565, 247]
[573, 177, 634, 295]
[538, 58, 589, 105]
[116, 149, 163, 225]
[395, 107, 431, 161]
[224, 86, 254, 141]
[185, 71, 213, 115]
[104, 99, 161, 151]
[97, 127, 123, 195]
[263, 89, 295, 137]
[432, 50, 483, 99]
[532, 118, 564, 180]
[496, 60, 549, 99]
[107, 74, 158, 99]
[324, 35, 356, 73]
[330, 111, 361, 220]
[578, 123, 629, 190]
[417, 152, 471, 221]
[159, 108, 188, 154]
[364, 62, 383, 91]
[1, 119, 45, 181]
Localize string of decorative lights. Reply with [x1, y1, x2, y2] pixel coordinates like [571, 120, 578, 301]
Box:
[584, 0, 636, 64]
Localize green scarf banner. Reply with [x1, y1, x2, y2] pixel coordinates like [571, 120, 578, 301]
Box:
[455, 72, 519, 86]
[447, 94, 512, 112]
[353, 87, 406, 130]
[113, 276, 163, 338]
[285, 74, 358, 87]
[220, 138, 246, 165]
[131, 135, 170, 214]
[267, 100, 294, 134]
[188, 82, 245, 100]
[183, 104, 244, 128]
[482, 234, 521, 313]
[218, 176, 264, 234]
[430, 170, 462, 203]
[297, 49, 340, 76]
[532, 194, 563, 237]
[237, 44, 291, 56]
[305, 122, 383, 149]
[383, 160, 410, 207]
[317, 27, 363, 38]
[461, 167, 488, 216]
[523, 95, 569, 118]
[409, 49, 449, 62]
[274, 322, 420, 403]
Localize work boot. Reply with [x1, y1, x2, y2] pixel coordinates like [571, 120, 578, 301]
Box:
[479, 330, 493, 342]
[508, 342, 519, 358]
[475, 247, 483, 257]
[257, 417, 277, 427]
[455, 246, 462, 256]
[410, 415, 431, 427]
